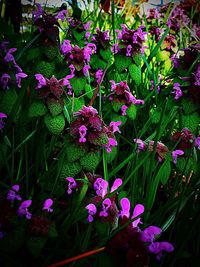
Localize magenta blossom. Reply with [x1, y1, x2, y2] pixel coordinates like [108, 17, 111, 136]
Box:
[94, 177, 122, 198]
[17, 200, 32, 219]
[140, 226, 162, 243]
[105, 138, 118, 153]
[172, 83, 182, 100]
[109, 121, 121, 134]
[66, 177, 77, 194]
[95, 69, 103, 85]
[0, 112, 7, 130]
[148, 241, 174, 260]
[85, 203, 97, 222]
[99, 198, 112, 217]
[32, 3, 43, 22]
[16, 72, 28, 88]
[118, 197, 144, 228]
[195, 137, 200, 150]
[83, 65, 91, 76]
[121, 105, 128, 116]
[7, 184, 22, 202]
[172, 149, 184, 164]
[61, 40, 72, 55]
[134, 138, 146, 151]
[42, 198, 53, 213]
[55, 9, 68, 22]
[35, 74, 47, 89]
[78, 125, 87, 143]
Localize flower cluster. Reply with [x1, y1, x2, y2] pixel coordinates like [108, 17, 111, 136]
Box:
[134, 139, 169, 162]
[90, 28, 111, 49]
[61, 40, 96, 76]
[86, 177, 122, 222]
[167, 6, 190, 31]
[110, 80, 144, 116]
[0, 42, 27, 90]
[70, 106, 120, 152]
[35, 70, 74, 97]
[112, 25, 147, 56]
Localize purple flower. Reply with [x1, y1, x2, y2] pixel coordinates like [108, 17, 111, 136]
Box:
[42, 198, 53, 213]
[99, 198, 112, 217]
[140, 226, 162, 243]
[111, 44, 120, 54]
[110, 178, 122, 192]
[7, 184, 22, 202]
[95, 69, 103, 85]
[148, 241, 174, 260]
[172, 82, 182, 100]
[121, 105, 128, 116]
[94, 177, 122, 198]
[75, 106, 98, 117]
[0, 112, 7, 130]
[134, 138, 145, 151]
[109, 121, 121, 134]
[0, 73, 11, 89]
[118, 197, 144, 228]
[170, 54, 180, 68]
[17, 200, 32, 219]
[83, 43, 96, 63]
[106, 138, 117, 153]
[83, 21, 92, 31]
[195, 137, 200, 150]
[94, 178, 109, 198]
[83, 65, 91, 76]
[126, 45, 132, 57]
[4, 48, 17, 63]
[66, 177, 77, 194]
[172, 149, 184, 164]
[85, 32, 91, 40]
[55, 10, 68, 22]
[32, 3, 43, 22]
[61, 40, 72, 55]
[15, 72, 27, 88]
[78, 125, 87, 143]
[35, 74, 47, 89]
[86, 203, 97, 222]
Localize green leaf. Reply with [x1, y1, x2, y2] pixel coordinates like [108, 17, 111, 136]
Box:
[160, 160, 171, 185]
[48, 223, 58, 238]
[129, 64, 141, 85]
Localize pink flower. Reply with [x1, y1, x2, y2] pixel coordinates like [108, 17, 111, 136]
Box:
[172, 149, 184, 164]
[106, 138, 117, 153]
[99, 198, 112, 217]
[66, 177, 77, 194]
[15, 72, 27, 88]
[61, 40, 72, 55]
[118, 197, 144, 228]
[121, 105, 128, 116]
[109, 121, 121, 134]
[17, 200, 32, 220]
[7, 184, 22, 202]
[35, 74, 46, 89]
[86, 203, 97, 222]
[83, 65, 91, 76]
[95, 69, 103, 84]
[42, 198, 53, 213]
[78, 125, 87, 143]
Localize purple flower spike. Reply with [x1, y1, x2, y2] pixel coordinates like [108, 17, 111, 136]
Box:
[195, 137, 200, 150]
[121, 105, 128, 116]
[148, 241, 174, 260]
[141, 226, 162, 243]
[93, 178, 108, 198]
[32, 3, 43, 22]
[0, 73, 11, 89]
[83, 65, 91, 77]
[110, 178, 122, 193]
[17, 200, 32, 220]
[95, 69, 103, 85]
[131, 204, 144, 228]
[119, 197, 130, 218]
[78, 125, 87, 143]
[42, 198, 53, 213]
[4, 48, 17, 63]
[172, 83, 182, 100]
[126, 45, 132, 57]
[106, 138, 117, 153]
[134, 138, 145, 151]
[55, 10, 68, 22]
[86, 203, 97, 222]
[16, 72, 27, 88]
[109, 121, 121, 134]
[35, 74, 46, 89]
[99, 198, 112, 217]
[172, 149, 184, 164]
[61, 40, 72, 55]
[7, 184, 22, 202]
[66, 177, 77, 194]
[0, 112, 7, 130]
[83, 43, 96, 63]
